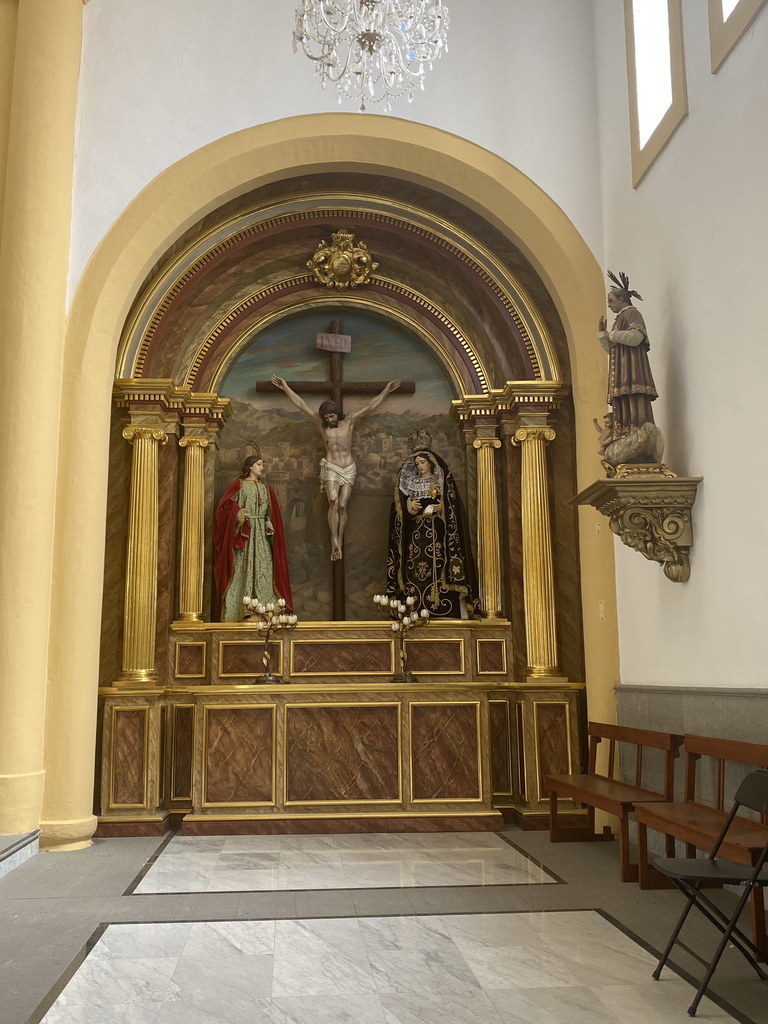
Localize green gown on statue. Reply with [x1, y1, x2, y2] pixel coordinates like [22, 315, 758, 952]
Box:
[221, 479, 279, 621]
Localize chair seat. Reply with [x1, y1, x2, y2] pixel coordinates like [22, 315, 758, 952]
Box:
[653, 856, 768, 885]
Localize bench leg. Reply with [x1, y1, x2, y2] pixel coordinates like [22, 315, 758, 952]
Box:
[637, 821, 674, 890]
[618, 813, 638, 883]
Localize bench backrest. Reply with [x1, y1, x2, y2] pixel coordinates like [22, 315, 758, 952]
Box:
[587, 722, 683, 799]
[684, 734, 768, 821]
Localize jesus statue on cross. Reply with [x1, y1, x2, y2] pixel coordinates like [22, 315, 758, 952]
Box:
[271, 375, 400, 560]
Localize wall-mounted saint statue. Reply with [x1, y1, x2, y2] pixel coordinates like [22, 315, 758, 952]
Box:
[386, 436, 479, 618]
[213, 454, 292, 621]
[596, 270, 664, 467]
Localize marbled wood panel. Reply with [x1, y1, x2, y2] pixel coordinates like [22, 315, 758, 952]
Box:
[490, 700, 512, 795]
[404, 639, 463, 674]
[112, 709, 147, 806]
[99, 410, 131, 687]
[205, 707, 274, 804]
[535, 701, 569, 798]
[500, 433, 526, 681]
[155, 436, 179, 685]
[515, 702, 526, 801]
[550, 398, 584, 682]
[180, 814, 502, 835]
[291, 640, 392, 676]
[478, 639, 506, 674]
[220, 640, 281, 676]
[286, 705, 399, 802]
[411, 704, 480, 801]
[177, 643, 205, 677]
[172, 705, 194, 801]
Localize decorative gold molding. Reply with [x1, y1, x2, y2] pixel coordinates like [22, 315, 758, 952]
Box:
[409, 701, 483, 804]
[200, 703, 277, 808]
[307, 229, 378, 289]
[477, 638, 508, 676]
[174, 642, 207, 679]
[574, 475, 702, 583]
[114, 380, 231, 428]
[473, 438, 503, 618]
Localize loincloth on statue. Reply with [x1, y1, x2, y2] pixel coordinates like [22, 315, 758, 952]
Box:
[319, 458, 357, 489]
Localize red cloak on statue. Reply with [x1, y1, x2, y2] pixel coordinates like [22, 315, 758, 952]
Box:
[213, 478, 292, 619]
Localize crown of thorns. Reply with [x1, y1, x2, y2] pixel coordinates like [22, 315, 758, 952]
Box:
[607, 269, 643, 302]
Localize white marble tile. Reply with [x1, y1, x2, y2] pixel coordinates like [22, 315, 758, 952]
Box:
[380, 990, 504, 1024]
[42, 1001, 162, 1024]
[181, 920, 275, 957]
[369, 949, 483, 995]
[205, 868, 280, 891]
[278, 834, 339, 852]
[91, 922, 192, 960]
[275, 918, 367, 958]
[593, 979, 738, 1023]
[134, 866, 215, 894]
[215, 851, 281, 870]
[155, 1001, 261, 1024]
[56, 957, 178, 1006]
[268, 994, 388, 1023]
[277, 864, 350, 890]
[359, 915, 455, 953]
[487, 985, 624, 1024]
[273, 919, 376, 996]
[440, 912, 545, 951]
[166, 953, 274, 1004]
[461, 944, 584, 991]
[170, 836, 226, 850]
[220, 834, 285, 852]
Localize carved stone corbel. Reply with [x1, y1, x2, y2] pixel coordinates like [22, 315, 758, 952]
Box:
[574, 468, 702, 582]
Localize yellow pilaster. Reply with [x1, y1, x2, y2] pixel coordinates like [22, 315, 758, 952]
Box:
[0, 0, 18, 250]
[472, 438, 503, 618]
[117, 425, 168, 686]
[512, 425, 565, 682]
[0, 0, 82, 836]
[178, 436, 209, 622]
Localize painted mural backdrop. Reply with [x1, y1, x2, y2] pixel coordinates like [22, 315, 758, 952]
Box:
[217, 309, 467, 620]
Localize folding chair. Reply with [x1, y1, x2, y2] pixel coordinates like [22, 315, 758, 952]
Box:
[651, 768, 768, 1017]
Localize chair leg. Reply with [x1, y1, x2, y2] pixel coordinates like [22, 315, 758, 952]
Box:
[653, 880, 700, 981]
[750, 883, 768, 959]
[688, 884, 760, 1017]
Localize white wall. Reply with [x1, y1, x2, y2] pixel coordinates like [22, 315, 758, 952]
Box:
[593, 0, 768, 686]
[69, 0, 603, 300]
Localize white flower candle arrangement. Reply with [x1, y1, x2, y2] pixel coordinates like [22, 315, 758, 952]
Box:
[242, 596, 298, 683]
[372, 593, 430, 682]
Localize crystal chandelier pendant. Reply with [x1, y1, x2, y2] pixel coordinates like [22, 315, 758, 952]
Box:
[293, 0, 449, 113]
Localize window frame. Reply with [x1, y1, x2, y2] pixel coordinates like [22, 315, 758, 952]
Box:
[708, 0, 768, 73]
[624, 0, 688, 188]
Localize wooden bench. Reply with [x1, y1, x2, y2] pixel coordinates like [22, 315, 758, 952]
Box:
[635, 733, 768, 955]
[548, 722, 683, 882]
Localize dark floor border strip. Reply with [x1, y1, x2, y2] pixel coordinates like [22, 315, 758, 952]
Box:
[23, 923, 109, 1024]
[595, 909, 758, 1024]
[121, 829, 178, 895]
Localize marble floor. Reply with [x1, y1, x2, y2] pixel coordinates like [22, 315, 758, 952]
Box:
[37, 911, 741, 1024]
[132, 832, 557, 894]
[2, 827, 765, 1024]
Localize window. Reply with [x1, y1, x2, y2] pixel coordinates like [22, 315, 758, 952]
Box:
[624, 0, 688, 187]
[708, 0, 768, 72]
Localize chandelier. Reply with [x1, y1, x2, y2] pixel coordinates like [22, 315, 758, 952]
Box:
[293, 1, 450, 113]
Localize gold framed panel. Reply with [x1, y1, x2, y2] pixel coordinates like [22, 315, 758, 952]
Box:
[289, 637, 395, 677]
[408, 700, 483, 804]
[218, 639, 283, 678]
[170, 703, 195, 803]
[108, 704, 150, 811]
[200, 702, 277, 808]
[533, 699, 573, 803]
[175, 641, 207, 679]
[283, 701, 403, 806]
[476, 638, 508, 676]
[403, 637, 465, 675]
[489, 698, 513, 798]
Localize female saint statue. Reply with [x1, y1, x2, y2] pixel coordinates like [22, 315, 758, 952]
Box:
[213, 454, 292, 621]
[386, 446, 479, 618]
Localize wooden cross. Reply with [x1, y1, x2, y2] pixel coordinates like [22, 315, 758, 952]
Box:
[256, 321, 415, 620]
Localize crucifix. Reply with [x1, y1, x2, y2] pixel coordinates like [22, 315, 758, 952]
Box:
[257, 320, 415, 620]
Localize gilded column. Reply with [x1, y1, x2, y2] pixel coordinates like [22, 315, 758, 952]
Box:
[472, 438, 503, 618]
[512, 426, 563, 679]
[178, 436, 209, 622]
[117, 425, 167, 686]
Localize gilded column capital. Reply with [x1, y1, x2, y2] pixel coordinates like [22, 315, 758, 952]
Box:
[179, 436, 209, 450]
[472, 438, 501, 450]
[122, 425, 168, 444]
[512, 426, 556, 446]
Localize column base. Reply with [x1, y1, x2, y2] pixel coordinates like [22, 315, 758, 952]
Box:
[525, 671, 569, 686]
[0, 769, 45, 834]
[176, 613, 203, 623]
[39, 813, 97, 851]
[113, 669, 158, 687]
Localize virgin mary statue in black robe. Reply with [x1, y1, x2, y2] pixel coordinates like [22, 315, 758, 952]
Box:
[386, 448, 479, 618]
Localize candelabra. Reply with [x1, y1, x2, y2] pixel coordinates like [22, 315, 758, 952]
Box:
[242, 597, 298, 684]
[293, 0, 450, 113]
[373, 593, 430, 682]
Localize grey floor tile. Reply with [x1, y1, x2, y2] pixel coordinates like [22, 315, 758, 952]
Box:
[294, 888, 356, 917]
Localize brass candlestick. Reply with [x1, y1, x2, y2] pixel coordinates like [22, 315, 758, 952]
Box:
[373, 593, 430, 683]
[242, 597, 298, 683]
